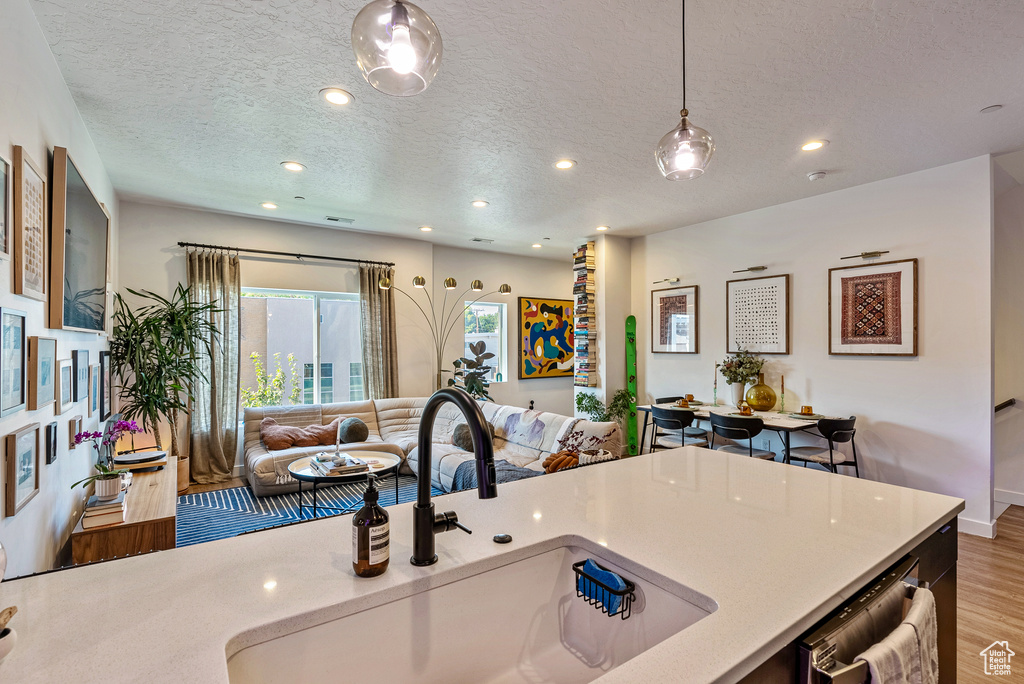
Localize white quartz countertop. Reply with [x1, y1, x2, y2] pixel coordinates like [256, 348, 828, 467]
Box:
[0, 447, 963, 683]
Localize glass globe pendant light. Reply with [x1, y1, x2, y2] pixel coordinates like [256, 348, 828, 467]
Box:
[655, 0, 714, 180]
[351, 0, 443, 97]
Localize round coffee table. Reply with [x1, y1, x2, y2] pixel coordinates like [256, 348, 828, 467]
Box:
[287, 450, 402, 519]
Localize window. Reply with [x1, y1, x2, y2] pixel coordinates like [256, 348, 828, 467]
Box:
[464, 301, 506, 382]
[240, 288, 363, 408]
[349, 362, 364, 401]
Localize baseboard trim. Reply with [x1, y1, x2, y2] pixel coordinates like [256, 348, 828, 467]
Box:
[995, 488, 1024, 506]
[232, 464, 245, 478]
[957, 513, 996, 538]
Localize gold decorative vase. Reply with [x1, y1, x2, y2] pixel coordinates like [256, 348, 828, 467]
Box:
[745, 373, 777, 411]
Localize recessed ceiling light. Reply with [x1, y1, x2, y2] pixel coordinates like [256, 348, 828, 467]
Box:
[320, 87, 353, 106]
[281, 161, 305, 172]
[294, 196, 305, 200]
[807, 171, 827, 181]
[554, 159, 576, 170]
[261, 202, 278, 209]
[472, 200, 489, 208]
[419, 226, 432, 232]
[801, 140, 829, 151]
[596, 225, 609, 231]
[532, 243, 542, 248]
[980, 104, 1004, 114]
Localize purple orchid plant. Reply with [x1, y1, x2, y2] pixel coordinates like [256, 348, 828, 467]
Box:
[70, 420, 143, 490]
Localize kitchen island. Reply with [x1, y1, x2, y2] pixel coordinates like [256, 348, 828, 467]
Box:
[0, 447, 963, 682]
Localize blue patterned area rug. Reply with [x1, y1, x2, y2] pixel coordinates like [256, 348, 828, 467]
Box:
[176, 474, 444, 547]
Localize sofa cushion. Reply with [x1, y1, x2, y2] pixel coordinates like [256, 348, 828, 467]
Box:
[321, 400, 380, 435]
[487, 405, 573, 462]
[259, 416, 341, 451]
[408, 443, 556, 492]
[339, 417, 369, 443]
[374, 397, 462, 454]
[452, 422, 496, 451]
[555, 419, 623, 456]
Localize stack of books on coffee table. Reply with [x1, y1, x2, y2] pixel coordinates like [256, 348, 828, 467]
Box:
[82, 489, 128, 529]
[309, 452, 369, 476]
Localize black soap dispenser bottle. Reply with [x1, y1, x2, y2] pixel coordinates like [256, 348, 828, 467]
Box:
[352, 474, 389, 577]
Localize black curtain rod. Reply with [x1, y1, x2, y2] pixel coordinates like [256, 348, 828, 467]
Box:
[177, 241, 394, 267]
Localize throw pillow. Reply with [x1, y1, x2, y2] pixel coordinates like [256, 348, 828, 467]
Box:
[452, 422, 496, 451]
[338, 417, 370, 443]
[260, 417, 341, 451]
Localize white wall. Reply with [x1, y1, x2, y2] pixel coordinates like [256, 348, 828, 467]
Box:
[630, 156, 995, 535]
[431, 245, 574, 415]
[994, 179, 1024, 507]
[0, 0, 118, 577]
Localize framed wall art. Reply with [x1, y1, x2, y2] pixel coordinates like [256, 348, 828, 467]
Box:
[73, 349, 89, 401]
[517, 297, 574, 379]
[68, 416, 83, 450]
[50, 147, 110, 332]
[1, 308, 27, 417]
[829, 259, 918, 356]
[12, 146, 47, 301]
[99, 350, 112, 420]
[89, 363, 99, 417]
[6, 423, 40, 516]
[0, 149, 11, 258]
[56, 358, 74, 415]
[28, 336, 57, 411]
[726, 274, 790, 355]
[45, 421, 58, 465]
[652, 285, 698, 353]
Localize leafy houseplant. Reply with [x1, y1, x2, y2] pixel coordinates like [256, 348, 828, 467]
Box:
[240, 352, 302, 408]
[575, 389, 634, 425]
[108, 285, 219, 474]
[444, 341, 495, 401]
[719, 349, 765, 386]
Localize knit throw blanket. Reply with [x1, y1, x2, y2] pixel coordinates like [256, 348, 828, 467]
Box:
[451, 459, 544, 491]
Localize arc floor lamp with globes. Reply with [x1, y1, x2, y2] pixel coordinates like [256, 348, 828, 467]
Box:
[378, 275, 511, 390]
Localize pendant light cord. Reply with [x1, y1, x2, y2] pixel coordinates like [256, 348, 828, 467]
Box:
[681, 0, 687, 116]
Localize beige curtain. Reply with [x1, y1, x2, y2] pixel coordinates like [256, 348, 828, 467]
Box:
[187, 250, 241, 484]
[359, 263, 399, 399]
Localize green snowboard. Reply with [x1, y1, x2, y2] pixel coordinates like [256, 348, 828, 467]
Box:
[625, 315, 638, 456]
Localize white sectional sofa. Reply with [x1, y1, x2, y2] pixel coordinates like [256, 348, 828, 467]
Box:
[242, 398, 622, 496]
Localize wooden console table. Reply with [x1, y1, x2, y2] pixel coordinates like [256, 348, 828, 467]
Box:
[71, 456, 178, 565]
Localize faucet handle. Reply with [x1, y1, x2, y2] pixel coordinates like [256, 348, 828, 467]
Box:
[434, 510, 472, 535]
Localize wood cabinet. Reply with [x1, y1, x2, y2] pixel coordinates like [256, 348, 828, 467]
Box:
[71, 456, 177, 565]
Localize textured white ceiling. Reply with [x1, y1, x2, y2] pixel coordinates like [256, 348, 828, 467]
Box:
[28, 0, 1024, 257]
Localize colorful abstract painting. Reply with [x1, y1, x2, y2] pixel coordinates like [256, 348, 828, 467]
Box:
[518, 297, 574, 379]
[829, 259, 917, 356]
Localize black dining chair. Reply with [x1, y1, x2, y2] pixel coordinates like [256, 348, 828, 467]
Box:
[708, 412, 776, 460]
[654, 396, 709, 447]
[650, 406, 708, 450]
[787, 416, 860, 476]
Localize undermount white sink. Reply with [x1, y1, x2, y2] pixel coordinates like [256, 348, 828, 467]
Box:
[227, 538, 716, 684]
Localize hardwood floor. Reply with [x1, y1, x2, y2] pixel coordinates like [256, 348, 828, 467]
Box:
[957, 505, 1024, 682]
[184, 477, 246, 495]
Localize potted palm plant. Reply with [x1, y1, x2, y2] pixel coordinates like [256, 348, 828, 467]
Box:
[108, 285, 219, 493]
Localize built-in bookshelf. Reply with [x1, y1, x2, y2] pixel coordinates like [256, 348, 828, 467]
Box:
[573, 241, 597, 387]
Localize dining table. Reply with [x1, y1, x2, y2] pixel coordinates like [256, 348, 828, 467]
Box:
[637, 402, 841, 462]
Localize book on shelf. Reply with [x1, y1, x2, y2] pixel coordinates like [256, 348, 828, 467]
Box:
[85, 490, 125, 513]
[82, 508, 126, 529]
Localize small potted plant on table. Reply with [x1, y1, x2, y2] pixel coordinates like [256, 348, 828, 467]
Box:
[70, 420, 143, 500]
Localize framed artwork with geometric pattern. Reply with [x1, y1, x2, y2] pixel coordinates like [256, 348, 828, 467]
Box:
[652, 285, 698, 353]
[726, 274, 790, 355]
[828, 259, 918, 356]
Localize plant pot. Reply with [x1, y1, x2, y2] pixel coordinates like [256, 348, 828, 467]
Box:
[0, 627, 16, 665]
[94, 476, 121, 501]
[177, 455, 190, 495]
[730, 382, 746, 409]
[745, 372, 777, 411]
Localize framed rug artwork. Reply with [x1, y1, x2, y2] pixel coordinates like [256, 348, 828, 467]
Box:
[652, 285, 698, 353]
[518, 297, 574, 379]
[726, 274, 790, 355]
[829, 259, 918, 356]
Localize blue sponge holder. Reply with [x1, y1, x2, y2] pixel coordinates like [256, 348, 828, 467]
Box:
[572, 559, 636, 619]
